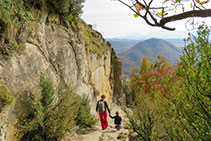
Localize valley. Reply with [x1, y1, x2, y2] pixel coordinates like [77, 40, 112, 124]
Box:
[108, 38, 183, 75]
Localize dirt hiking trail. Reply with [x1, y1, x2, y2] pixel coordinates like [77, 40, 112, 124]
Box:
[62, 105, 130, 141]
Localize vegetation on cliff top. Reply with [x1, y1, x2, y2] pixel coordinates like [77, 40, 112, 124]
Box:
[0, 0, 32, 58]
[0, 0, 85, 58]
[83, 24, 108, 58]
[0, 0, 107, 60]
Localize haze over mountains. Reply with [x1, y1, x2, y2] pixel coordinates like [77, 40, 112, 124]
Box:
[106, 38, 140, 55]
[108, 38, 182, 75]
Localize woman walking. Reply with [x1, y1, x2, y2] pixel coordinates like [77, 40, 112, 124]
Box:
[96, 95, 111, 130]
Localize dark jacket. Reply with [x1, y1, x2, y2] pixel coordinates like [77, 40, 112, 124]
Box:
[96, 99, 111, 113]
[110, 115, 122, 125]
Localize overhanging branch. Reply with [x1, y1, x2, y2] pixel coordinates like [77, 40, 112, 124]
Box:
[160, 9, 211, 26]
[116, 0, 211, 31]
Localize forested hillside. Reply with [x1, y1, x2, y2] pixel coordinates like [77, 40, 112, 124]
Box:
[119, 38, 181, 74]
[124, 25, 211, 140]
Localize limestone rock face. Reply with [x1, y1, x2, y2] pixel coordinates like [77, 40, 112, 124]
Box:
[0, 21, 122, 140]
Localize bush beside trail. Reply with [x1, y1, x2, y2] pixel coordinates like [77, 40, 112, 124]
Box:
[15, 74, 96, 141]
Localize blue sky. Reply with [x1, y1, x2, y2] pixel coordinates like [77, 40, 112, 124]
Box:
[81, 0, 211, 39]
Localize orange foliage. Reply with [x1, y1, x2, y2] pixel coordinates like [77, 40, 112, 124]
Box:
[129, 55, 180, 99]
[142, 65, 179, 96]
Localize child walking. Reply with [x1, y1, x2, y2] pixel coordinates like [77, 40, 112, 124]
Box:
[109, 111, 122, 130]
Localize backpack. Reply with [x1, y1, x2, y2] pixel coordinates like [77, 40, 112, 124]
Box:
[98, 100, 106, 113]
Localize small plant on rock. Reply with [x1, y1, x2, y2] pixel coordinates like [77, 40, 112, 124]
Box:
[0, 81, 13, 112]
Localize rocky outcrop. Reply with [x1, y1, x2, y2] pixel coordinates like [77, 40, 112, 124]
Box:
[111, 49, 123, 104]
[0, 17, 122, 140]
[0, 113, 7, 141]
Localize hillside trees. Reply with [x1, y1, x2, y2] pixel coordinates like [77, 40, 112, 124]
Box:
[128, 55, 175, 140]
[116, 0, 211, 30]
[126, 25, 211, 140]
[129, 55, 170, 96]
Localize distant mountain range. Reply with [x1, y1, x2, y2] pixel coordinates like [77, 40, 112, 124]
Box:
[107, 38, 182, 75]
[106, 38, 140, 55]
[107, 38, 184, 53]
[115, 30, 188, 40]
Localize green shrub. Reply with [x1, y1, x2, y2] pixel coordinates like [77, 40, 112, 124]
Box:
[16, 75, 97, 139]
[47, 0, 84, 16]
[124, 96, 155, 141]
[40, 74, 55, 110]
[24, 0, 84, 24]
[0, 81, 13, 111]
[16, 91, 44, 141]
[23, 0, 84, 16]
[177, 24, 211, 140]
[43, 81, 81, 140]
[75, 97, 96, 128]
[16, 75, 81, 140]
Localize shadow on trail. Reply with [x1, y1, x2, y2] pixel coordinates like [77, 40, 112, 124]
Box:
[103, 129, 117, 133]
[76, 128, 99, 135]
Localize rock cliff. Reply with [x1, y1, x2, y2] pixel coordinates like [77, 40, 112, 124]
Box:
[0, 13, 122, 141]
